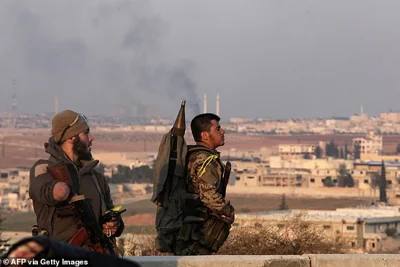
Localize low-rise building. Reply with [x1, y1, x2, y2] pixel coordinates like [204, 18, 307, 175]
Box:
[352, 132, 383, 155]
[353, 161, 400, 190]
[236, 206, 400, 252]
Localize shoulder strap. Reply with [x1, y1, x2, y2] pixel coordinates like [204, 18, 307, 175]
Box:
[198, 154, 219, 178]
[91, 172, 107, 215]
[187, 146, 219, 178]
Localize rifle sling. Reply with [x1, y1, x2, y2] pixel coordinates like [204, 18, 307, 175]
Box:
[91, 173, 107, 215]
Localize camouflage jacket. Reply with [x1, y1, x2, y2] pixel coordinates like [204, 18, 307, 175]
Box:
[186, 144, 227, 213]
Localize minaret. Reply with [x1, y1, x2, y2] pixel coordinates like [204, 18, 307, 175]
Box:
[54, 94, 59, 115]
[203, 93, 207, 113]
[360, 105, 364, 115]
[11, 80, 17, 128]
[12, 79, 17, 115]
[216, 93, 220, 116]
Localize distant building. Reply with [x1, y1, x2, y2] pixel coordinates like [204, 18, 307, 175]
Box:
[380, 112, 400, 123]
[233, 161, 265, 187]
[0, 168, 30, 187]
[352, 132, 383, 155]
[229, 117, 254, 124]
[236, 206, 400, 252]
[353, 161, 399, 190]
[278, 144, 316, 156]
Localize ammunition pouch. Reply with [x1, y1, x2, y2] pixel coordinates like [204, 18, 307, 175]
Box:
[202, 213, 232, 252]
[174, 195, 207, 254]
[201, 203, 235, 252]
[176, 204, 234, 254]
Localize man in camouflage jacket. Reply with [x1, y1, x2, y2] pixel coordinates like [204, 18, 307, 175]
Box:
[177, 113, 234, 255]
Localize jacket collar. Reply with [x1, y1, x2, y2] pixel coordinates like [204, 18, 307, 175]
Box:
[44, 137, 99, 174]
[79, 159, 99, 175]
[192, 142, 220, 157]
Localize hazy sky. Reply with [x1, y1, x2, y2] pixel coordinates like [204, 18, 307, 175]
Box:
[1, 0, 400, 119]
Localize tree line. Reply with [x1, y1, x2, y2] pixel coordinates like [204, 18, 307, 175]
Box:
[312, 140, 360, 160]
[96, 163, 153, 184]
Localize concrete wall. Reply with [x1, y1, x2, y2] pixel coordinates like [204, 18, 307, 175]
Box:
[125, 254, 400, 267]
[126, 255, 309, 267]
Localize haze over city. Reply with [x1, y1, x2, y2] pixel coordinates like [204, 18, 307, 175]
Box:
[0, 0, 400, 119]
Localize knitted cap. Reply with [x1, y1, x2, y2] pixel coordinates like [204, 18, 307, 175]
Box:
[51, 110, 89, 143]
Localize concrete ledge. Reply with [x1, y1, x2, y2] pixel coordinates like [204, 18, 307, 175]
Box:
[306, 254, 400, 267]
[124, 254, 400, 267]
[125, 255, 310, 267]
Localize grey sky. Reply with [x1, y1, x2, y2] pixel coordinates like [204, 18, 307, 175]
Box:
[0, 0, 399, 119]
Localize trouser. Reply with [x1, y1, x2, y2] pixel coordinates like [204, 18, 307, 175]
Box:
[175, 215, 231, 255]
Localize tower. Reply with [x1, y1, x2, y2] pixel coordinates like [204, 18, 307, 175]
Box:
[11, 79, 17, 128]
[54, 94, 59, 115]
[203, 93, 207, 113]
[12, 79, 17, 115]
[216, 93, 220, 116]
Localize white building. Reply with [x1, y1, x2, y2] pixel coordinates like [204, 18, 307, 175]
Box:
[352, 132, 383, 155]
[278, 144, 316, 155]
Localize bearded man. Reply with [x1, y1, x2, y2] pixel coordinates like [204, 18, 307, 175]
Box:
[29, 110, 124, 253]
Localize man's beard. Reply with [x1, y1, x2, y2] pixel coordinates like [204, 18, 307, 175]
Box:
[73, 136, 92, 161]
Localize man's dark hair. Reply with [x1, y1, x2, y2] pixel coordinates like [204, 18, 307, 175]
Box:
[190, 113, 220, 142]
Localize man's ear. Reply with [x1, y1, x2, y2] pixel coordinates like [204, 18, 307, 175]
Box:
[201, 131, 209, 141]
[65, 136, 75, 144]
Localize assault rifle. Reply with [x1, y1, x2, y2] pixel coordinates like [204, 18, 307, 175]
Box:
[47, 162, 117, 255]
[221, 161, 231, 198]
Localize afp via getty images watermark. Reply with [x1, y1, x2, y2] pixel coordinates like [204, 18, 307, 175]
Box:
[1, 258, 89, 266]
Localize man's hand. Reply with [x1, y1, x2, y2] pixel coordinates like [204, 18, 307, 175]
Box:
[218, 202, 235, 224]
[101, 210, 120, 237]
[102, 220, 119, 237]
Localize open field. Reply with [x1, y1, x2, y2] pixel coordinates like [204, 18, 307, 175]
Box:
[1, 128, 400, 168]
[120, 193, 371, 215]
[1, 194, 370, 233]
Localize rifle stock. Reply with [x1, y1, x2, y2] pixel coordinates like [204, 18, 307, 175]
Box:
[68, 227, 107, 254]
[222, 161, 231, 197]
[47, 162, 73, 186]
[71, 197, 116, 255]
[68, 227, 90, 247]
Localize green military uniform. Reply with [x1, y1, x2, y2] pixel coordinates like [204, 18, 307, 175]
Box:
[175, 143, 234, 255]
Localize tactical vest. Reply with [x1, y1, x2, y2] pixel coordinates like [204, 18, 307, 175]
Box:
[154, 144, 232, 255]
